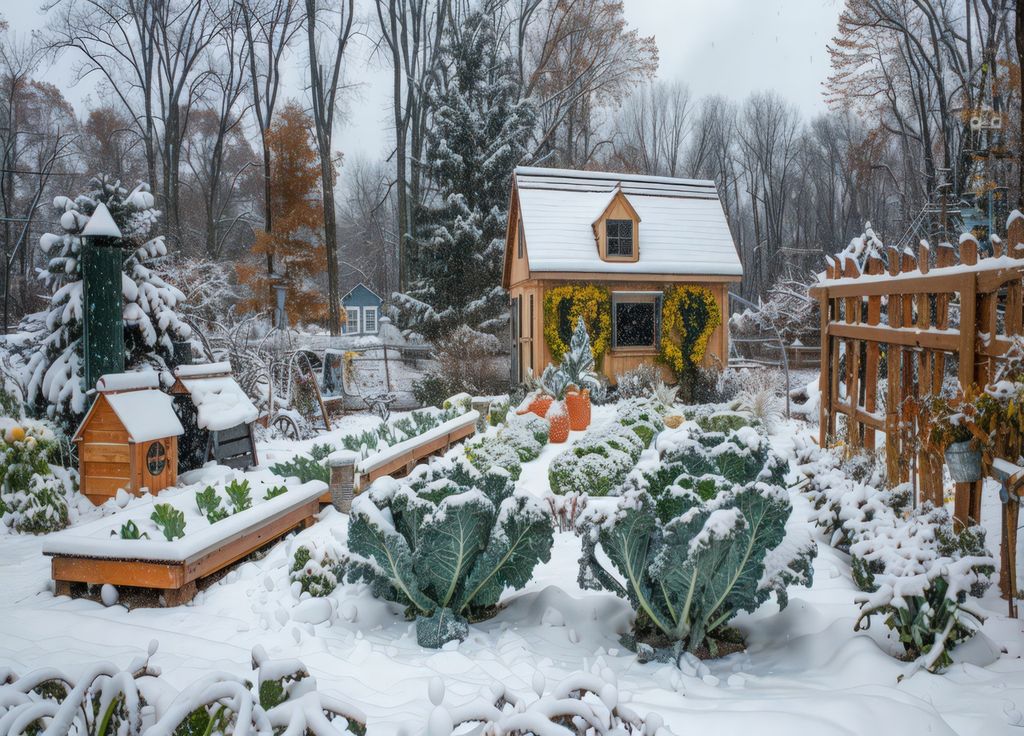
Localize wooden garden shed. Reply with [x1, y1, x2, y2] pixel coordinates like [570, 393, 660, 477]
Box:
[74, 371, 184, 505]
[502, 167, 742, 384]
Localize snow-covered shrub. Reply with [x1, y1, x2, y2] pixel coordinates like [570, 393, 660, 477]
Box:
[614, 364, 660, 399]
[797, 441, 995, 671]
[497, 413, 548, 461]
[642, 423, 787, 499]
[432, 668, 676, 736]
[578, 483, 815, 659]
[0, 641, 365, 735]
[465, 435, 523, 480]
[695, 411, 753, 434]
[560, 317, 602, 394]
[344, 455, 553, 647]
[412, 326, 508, 402]
[0, 418, 73, 534]
[20, 177, 194, 433]
[548, 401, 661, 496]
[291, 543, 344, 598]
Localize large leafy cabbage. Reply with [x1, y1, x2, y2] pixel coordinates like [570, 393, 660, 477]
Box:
[578, 422, 815, 658]
[346, 455, 553, 647]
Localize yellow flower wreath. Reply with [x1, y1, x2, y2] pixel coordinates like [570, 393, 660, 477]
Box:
[660, 285, 721, 375]
[543, 284, 611, 365]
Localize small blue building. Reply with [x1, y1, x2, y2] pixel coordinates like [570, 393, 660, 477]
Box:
[341, 283, 383, 335]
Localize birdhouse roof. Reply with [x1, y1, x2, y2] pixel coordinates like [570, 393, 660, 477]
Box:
[172, 362, 259, 432]
[80, 202, 123, 239]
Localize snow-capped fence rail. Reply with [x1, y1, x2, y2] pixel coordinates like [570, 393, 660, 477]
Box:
[810, 216, 1024, 601]
[42, 480, 325, 606]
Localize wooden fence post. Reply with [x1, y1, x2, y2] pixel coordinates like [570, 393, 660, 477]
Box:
[956, 235, 980, 527]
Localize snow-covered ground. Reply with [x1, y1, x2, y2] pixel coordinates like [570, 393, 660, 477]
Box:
[2, 409, 1024, 734]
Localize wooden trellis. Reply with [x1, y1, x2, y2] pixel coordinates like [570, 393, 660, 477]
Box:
[811, 219, 1024, 597]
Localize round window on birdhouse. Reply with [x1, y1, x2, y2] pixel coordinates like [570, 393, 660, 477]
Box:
[147, 441, 167, 476]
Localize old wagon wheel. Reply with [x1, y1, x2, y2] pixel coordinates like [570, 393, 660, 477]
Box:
[271, 413, 300, 440]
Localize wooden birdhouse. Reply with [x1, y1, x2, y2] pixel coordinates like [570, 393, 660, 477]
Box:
[73, 371, 184, 505]
[170, 362, 259, 471]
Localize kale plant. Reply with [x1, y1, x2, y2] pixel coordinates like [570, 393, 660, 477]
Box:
[578, 422, 815, 659]
[264, 484, 288, 501]
[112, 520, 148, 540]
[195, 485, 229, 523]
[150, 503, 186, 541]
[345, 455, 552, 647]
[225, 479, 252, 512]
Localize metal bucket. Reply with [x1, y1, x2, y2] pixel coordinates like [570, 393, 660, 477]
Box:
[945, 440, 982, 483]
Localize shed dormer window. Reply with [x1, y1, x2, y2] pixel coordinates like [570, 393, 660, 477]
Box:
[606, 219, 633, 257]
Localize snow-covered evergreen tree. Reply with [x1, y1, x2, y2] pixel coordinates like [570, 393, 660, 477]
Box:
[394, 11, 535, 339]
[22, 177, 194, 431]
[560, 317, 601, 392]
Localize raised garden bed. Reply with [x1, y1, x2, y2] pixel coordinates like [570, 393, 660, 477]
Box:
[42, 479, 326, 606]
[356, 409, 479, 486]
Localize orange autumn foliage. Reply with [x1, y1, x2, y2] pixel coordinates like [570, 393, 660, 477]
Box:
[237, 102, 327, 321]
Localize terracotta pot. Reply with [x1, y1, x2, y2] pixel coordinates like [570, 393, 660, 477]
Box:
[529, 394, 554, 418]
[566, 389, 591, 431]
[548, 403, 570, 443]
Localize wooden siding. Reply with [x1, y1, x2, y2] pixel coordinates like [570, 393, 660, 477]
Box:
[76, 394, 179, 504]
[509, 278, 729, 385]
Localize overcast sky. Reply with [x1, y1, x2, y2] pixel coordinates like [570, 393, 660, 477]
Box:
[5, 0, 841, 163]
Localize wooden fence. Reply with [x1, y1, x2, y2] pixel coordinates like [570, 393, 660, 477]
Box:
[811, 219, 1024, 554]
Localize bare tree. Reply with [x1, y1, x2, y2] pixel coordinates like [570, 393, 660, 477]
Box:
[374, 0, 452, 292]
[305, 0, 354, 336]
[238, 0, 302, 274]
[611, 80, 692, 176]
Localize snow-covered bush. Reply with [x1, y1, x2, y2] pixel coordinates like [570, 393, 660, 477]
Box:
[465, 435, 523, 480]
[430, 668, 676, 736]
[641, 423, 787, 500]
[291, 543, 344, 598]
[20, 177, 194, 433]
[694, 411, 754, 434]
[0, 641, 365, 735]
[614, 364, 660, 399]
[560, 317, 602, 394]
[798, 441, 995, 671]
[0, 418, 74, 534]
[344, 455, 553, 647]
[497, 412, 548, 462]
[548, 400, 662, 496]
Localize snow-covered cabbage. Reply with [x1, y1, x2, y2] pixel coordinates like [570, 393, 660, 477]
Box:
[496, 413, 549, 461]
[346, 455, 553, 647]
[578, 422, 814, 657]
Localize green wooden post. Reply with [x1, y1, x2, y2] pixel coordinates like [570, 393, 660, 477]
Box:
[81, 203, 124, 392]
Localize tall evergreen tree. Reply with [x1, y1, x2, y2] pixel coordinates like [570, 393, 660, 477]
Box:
[394, 11, 535, 340]
[21, 177, 194, 432]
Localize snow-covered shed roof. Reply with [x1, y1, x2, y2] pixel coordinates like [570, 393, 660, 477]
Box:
[506, 167, 742, 280]
[173, 362, 259, 432]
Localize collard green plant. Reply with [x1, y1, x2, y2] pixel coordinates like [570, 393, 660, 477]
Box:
[225, 478, 252, 512]
[345, 456, 553, 647]
[150, 503, 186, 541]
[195, 485, 229, 523]
[579, 421, 814, 658]
[579, 484, 815, 658]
